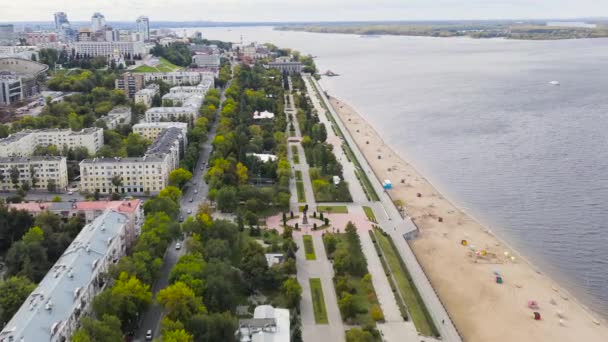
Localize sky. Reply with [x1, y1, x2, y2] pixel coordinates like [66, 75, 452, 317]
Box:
[1, 0, 608, 22]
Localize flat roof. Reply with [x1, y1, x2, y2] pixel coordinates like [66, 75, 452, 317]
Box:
[0, 211, 129, 342]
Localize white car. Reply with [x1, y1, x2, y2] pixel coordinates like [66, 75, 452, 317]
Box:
[68, 191, 73, 195]
[145, 329, 153, 340]
[175, 242, 181, 250]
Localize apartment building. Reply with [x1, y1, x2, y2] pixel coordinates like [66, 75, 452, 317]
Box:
[134, 84, 159, 107]
[133, 121, 188, 143]
[193, 53, 220, 68]
[79, 154, 170, 195]
[0, 128, 104, 157]
[79, 128, 185, 195]
[268, 60, 303, 74]
[145, 106, 199, 124]
[100, 106, 132, 129]
[0, 156, 68, 191]
[0, 210, 139, 342]
[115, 72, 145, 98]
[73, 41, 147, 57]
[142, 71, 214, 86]
[0, 72, 22, 105]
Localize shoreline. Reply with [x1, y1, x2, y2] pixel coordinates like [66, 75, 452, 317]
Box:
[324, 93, 608, 341]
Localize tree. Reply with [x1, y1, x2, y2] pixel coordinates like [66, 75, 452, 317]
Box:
[125, 133, 150, 157]
[186, 312, 237, 342]
[46, 179, 57, 192]
[235, 162, 248, 184]
[159, 186, 183, 203]
[6, 226, 49, 281]
[215, 186, 237, 212]
[163, 329, 193, 342]
[202, 260, 242, 312]
[9, 166, 19, 190]
[111, 175, 123, 189]
[72, 315, 123, 342]
[169, 168, 193, 188]
[281, 278, 302, 310]
[157, 281, 206, 322]
[345, 328, 375, 342]
[169, 253, 206, 296]
[92, 272, 153, 331]
[0, 276, 36, 325]
[338, 292, 357, 320]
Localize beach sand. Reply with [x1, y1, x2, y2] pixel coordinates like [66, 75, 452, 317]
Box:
[329, 96, 608, 342]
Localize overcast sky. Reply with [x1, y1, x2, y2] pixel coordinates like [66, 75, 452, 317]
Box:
[2, 0, 608, 22]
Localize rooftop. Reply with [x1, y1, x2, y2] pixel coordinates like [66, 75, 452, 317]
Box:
[0, 128, 102, 145]
[146, 127, 183, 155]
[0, 155, 65, 163]
[9, 200, 141, 215]
[253, 110, 275, 120]
[80, 155, 166, 164]
[0, 211, 129, 342]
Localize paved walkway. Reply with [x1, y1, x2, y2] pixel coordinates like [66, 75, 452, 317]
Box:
[296, 233, 345, 342]
[306, 75, 462, 342]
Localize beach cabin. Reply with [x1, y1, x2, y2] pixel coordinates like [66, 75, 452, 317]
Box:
[383, 179, 393, 190]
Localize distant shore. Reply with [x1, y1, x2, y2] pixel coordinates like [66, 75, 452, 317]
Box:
[326, 94, 608, 341]
[276, 24, 608, 40]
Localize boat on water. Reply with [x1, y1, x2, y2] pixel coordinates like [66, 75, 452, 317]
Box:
[549, 80, 560, 86]
[323, 70, 340, 77]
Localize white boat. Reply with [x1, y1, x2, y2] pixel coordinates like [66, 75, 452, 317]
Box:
[549, 80, 560, 86]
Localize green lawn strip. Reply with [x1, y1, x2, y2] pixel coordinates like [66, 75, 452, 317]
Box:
[317, 205, 348, 214]
[309, 278, 329, 324]
[373, 228, 439, 336]
[303, 235, 316, 260]
[325, 231, 384, 326]
[363, 206, 377, 222]
[132, 64, 158, 72]
[295, 170, 303, 181]
[158, 57, 182, 71]
[369, 230, 408, 321]
[292, 148, 300, 164]
[296, 181, 306, 202]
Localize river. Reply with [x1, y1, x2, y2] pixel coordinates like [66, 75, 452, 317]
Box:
[177, 26, 608, 318]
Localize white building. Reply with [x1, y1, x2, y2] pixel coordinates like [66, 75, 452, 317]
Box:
[80, 155, 171, 195]
[134, 84, 159, 107]
[237, 305, 290, 342]
[0, 128, 104, 157]
[0, 210, 139, 342]
[91, 12, 106, 32]
[193, 53, 220, 68]
[100, 106, 132, 129]
[0, 156, 68, 191]
[268, 60, 303, 75]
[145, 106, 199, 124]
[142, 71, 214, 86]
[253, 110, 275, 120]
[79, 128, 185, 195]
[136, 16, 150, 41]
[73, 41, 147, 57]
[133, 121, 188, 143]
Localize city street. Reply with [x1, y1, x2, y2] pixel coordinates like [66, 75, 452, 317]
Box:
[134, 78, 230, 341]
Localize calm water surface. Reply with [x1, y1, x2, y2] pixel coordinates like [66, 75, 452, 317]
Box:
[184, 26, 608, 317]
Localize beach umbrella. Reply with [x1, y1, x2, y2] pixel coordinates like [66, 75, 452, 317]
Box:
[533, 312, 541, 320]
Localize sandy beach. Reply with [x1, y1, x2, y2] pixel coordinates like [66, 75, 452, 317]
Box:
[329, 96, 608, 341]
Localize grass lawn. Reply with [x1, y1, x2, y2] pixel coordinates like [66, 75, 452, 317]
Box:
[132, 57, 183, 73]
[295, 170, 302, 181]
[296, 181, 306, 202]
[317, 205, 348, 214]
[363, 206, 377, 222]
[303, 235, 316, 260]
[310, 278, 329, 324]
[293, 155, 300, 164]
[373, 228, 439, 336]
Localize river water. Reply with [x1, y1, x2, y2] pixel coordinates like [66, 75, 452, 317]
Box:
[180, 26, 608, 318]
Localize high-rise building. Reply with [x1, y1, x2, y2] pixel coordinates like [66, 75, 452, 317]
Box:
[0, 24, 14, 43]
[136, 16, 150, 41]
[91, 12, 106, 31]
[54, 12, 69, 30]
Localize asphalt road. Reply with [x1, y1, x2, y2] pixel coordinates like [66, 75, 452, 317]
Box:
[134, 78, 230, 341]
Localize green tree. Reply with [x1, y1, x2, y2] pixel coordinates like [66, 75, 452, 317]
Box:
[125, 133, 150, 157]
[46, 179, 57, 192]
[338, 292, 357, 320]
[186, 312, 237, 342]
[281, 278, 302, 310]
[159, 186, 183, 203]
[72, 315, 123, 342]
[163, 329, 193, 342]
[157, 281, 207, 322]
[345, 328, 375, 342]
[92, 272, 152, 331]
[215, 186, 237, 212]
[169, 253, 206, 296]
[0, 276, 36, 324]
[169, 168, 193, 188]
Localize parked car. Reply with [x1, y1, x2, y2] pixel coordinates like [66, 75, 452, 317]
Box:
[175, 242, 181, 250]
[145, 330, 153, 341]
